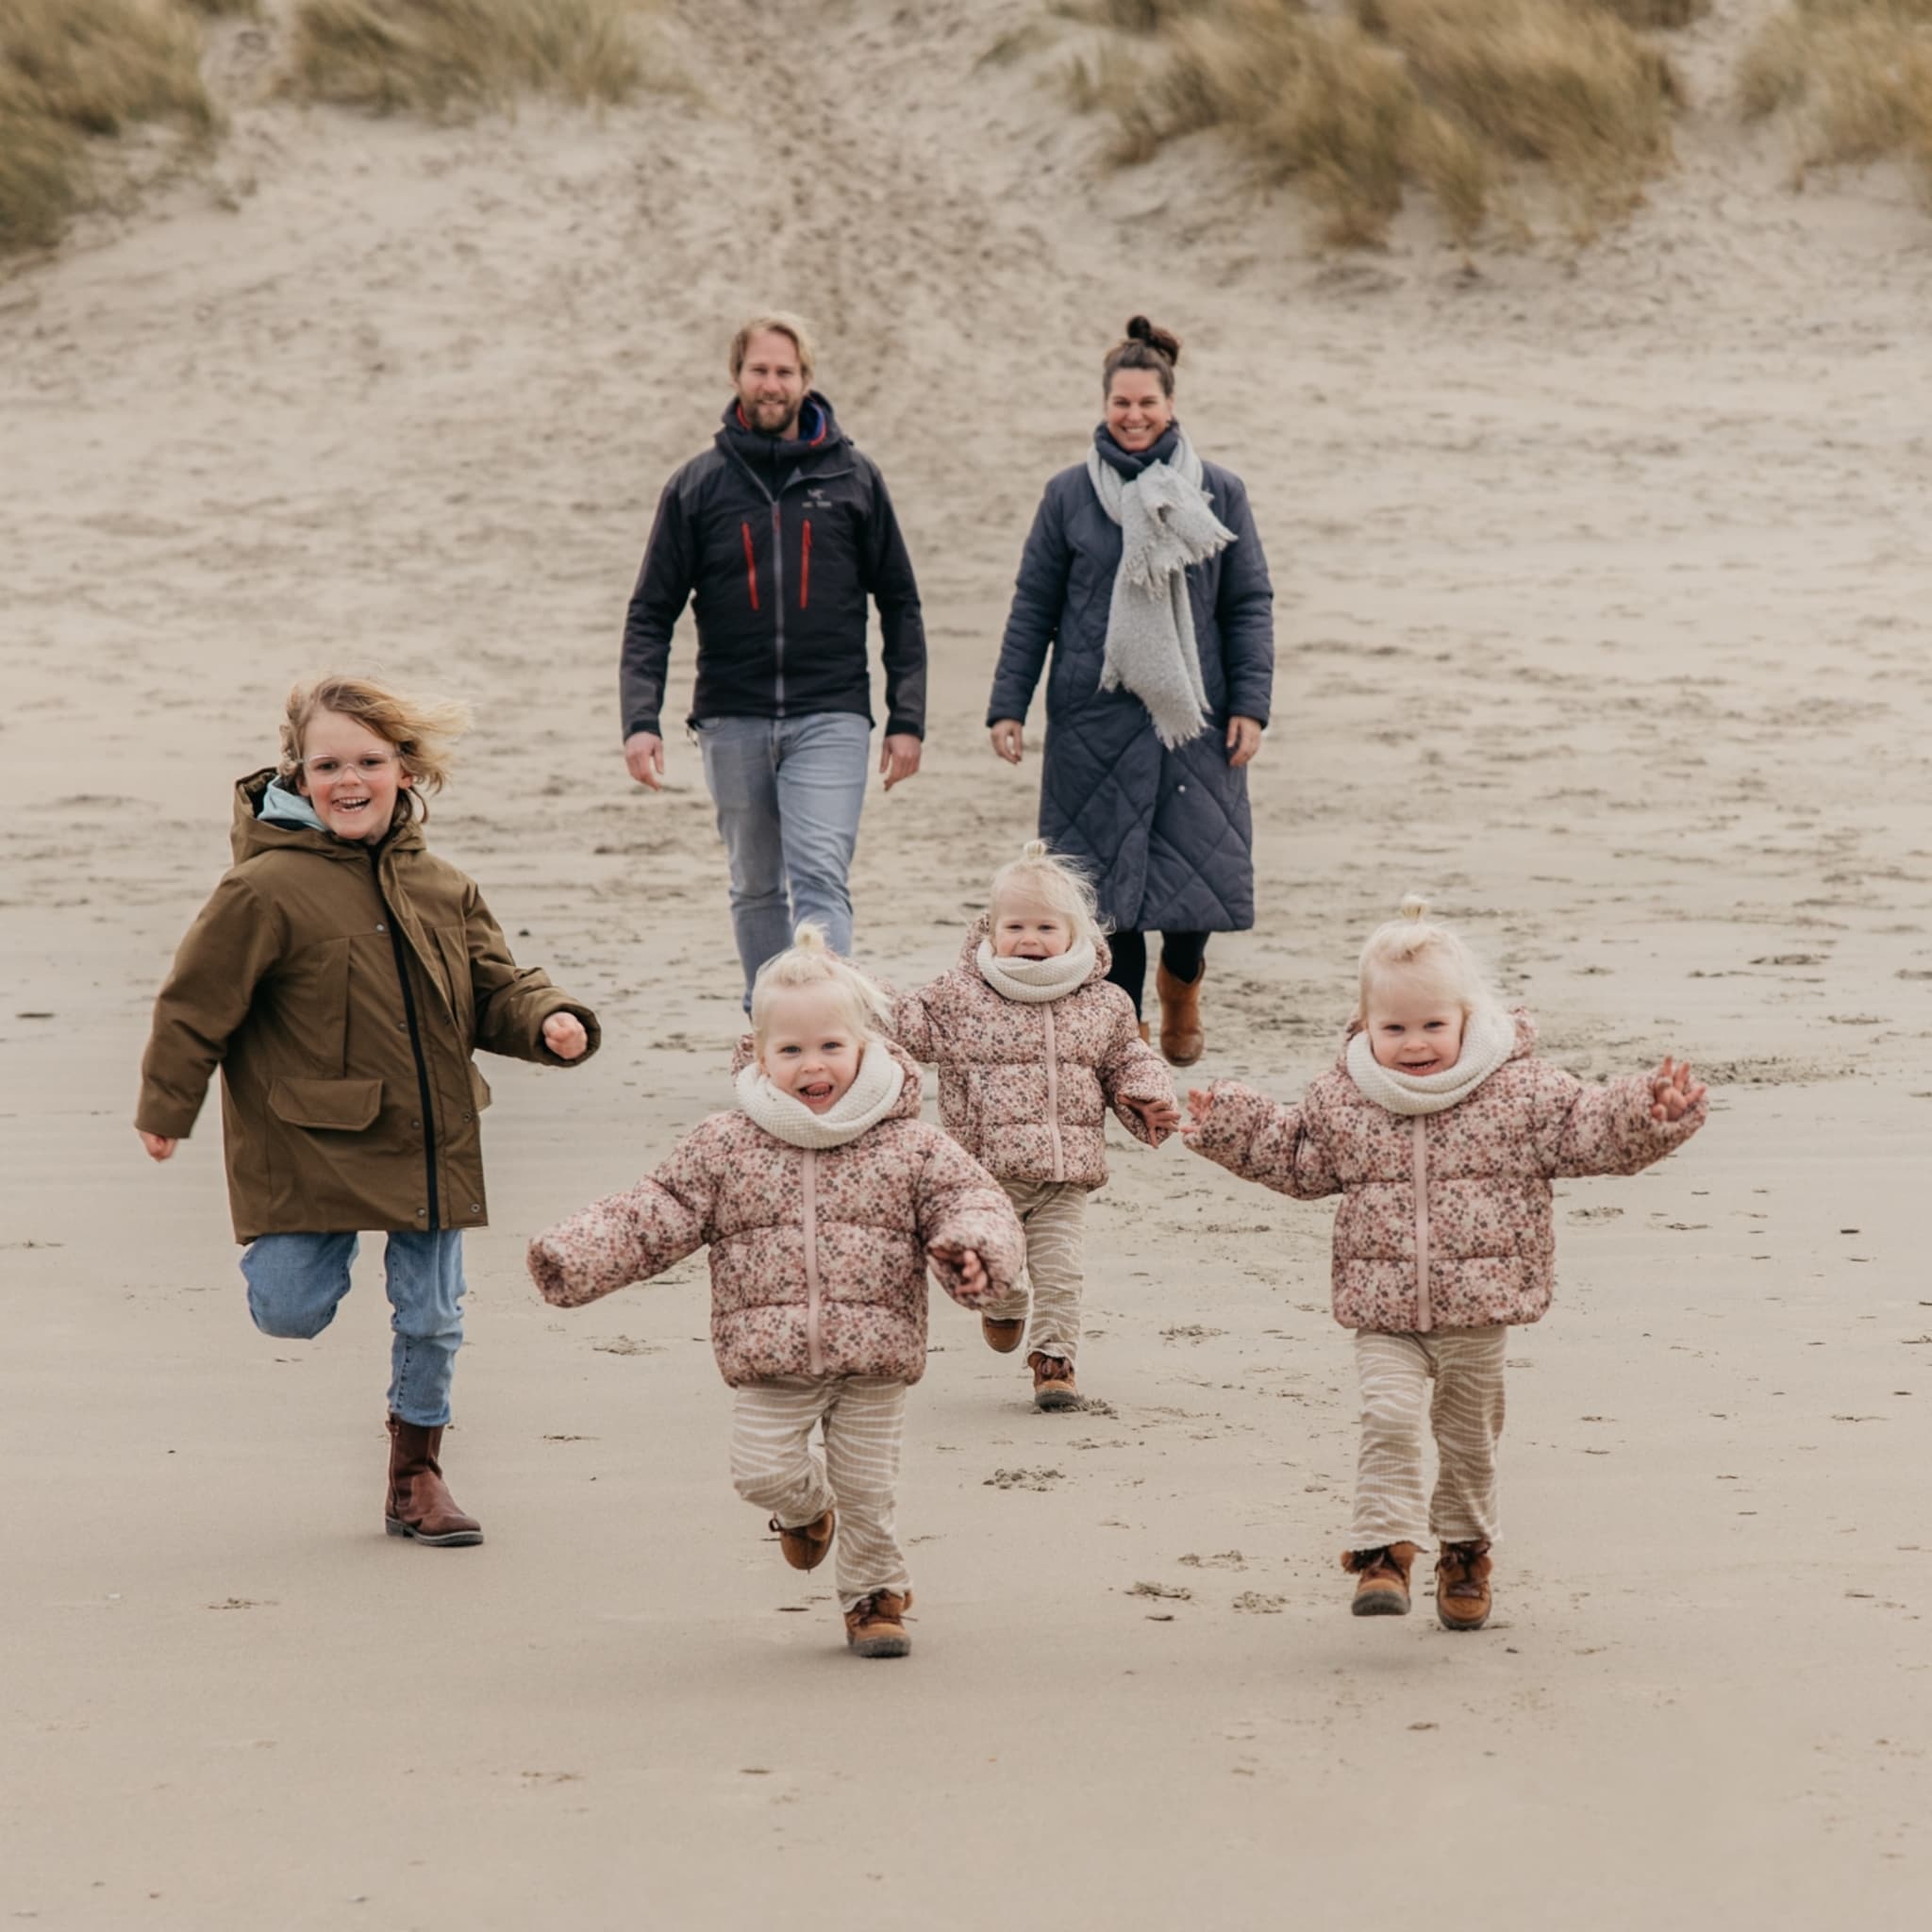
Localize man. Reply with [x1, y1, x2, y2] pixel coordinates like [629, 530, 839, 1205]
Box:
[620, 313, 926, 1002]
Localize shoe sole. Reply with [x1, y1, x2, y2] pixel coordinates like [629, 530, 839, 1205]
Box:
[386, 1517, 484, 1547]
[983, 1329, 1025, 1355]
[849, 1636, 911, 1658]
[1033, 1387, 1082, 1411]
[1351, 1591, 1411, 1617]
[1437, 1607, 1491, 1632]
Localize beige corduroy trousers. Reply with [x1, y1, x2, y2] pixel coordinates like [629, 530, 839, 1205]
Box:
[981, 1178, 1088, 1365]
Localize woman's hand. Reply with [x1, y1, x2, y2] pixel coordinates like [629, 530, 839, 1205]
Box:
[1177, 1087, 1218, 1141]
[990, 720, 1024, 766]
[543, 1012, 590, 1060]
[137, 1129, 178, 1162]
[1225, 716, 1262, 768]
[927, 1241, 987, 1294]
[1649, 1058, 1706, 1123]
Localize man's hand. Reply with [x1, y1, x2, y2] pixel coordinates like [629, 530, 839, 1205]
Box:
[1225, 716, 1262, 769]
[880, 733, 922, 791]
[624, 731, 665, 791]
[990, 719, 1024, 765]
[543, 1013, 590, 1061]
[1649, 1058, 1706, 1123]
[138, 1129, 178, 1162]
[926, 1240, 987, 1295]
[1128, 1095, 1182, 1138]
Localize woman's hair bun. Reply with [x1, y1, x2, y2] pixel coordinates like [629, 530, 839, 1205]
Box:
[1125, 315, 1181, 363]
[791, 921, 830, 954]
[1398, 894, 1430, 923]
[1022, 838, 1048, 860]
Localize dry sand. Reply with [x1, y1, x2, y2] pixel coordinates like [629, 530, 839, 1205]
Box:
[3, 2, 1930, 1926]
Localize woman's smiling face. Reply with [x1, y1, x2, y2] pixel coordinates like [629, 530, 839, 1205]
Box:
[1105, 367, 1174, 452]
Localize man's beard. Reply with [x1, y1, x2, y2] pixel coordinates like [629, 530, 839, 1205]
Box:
[743, 395, 801, 439]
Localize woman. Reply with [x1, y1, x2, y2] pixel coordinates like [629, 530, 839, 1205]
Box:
[988, 316, 1274, 1066]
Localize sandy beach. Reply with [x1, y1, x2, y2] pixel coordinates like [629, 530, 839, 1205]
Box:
[3, 2, 1930, 1925]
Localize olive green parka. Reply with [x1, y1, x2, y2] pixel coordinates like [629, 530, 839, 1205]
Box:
[136, 771, 600, 1242]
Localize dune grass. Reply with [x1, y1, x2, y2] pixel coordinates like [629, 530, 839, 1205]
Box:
[287, 0, 655, 119]
[0, 0, 214, 256]
[1060, 0, 1685, 246]
[1741, 1, 1932, 194]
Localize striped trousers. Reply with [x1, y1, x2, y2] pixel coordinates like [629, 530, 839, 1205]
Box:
[1348, 1327, 1507, 1549]
[729, 1374, 908, 1610]
[982, 1179, 1088, 1365]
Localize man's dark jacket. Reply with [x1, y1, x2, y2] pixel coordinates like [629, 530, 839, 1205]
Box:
[620, 393, 926, 741]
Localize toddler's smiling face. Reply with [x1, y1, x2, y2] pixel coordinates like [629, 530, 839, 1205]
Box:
[758, 985, 866, 1113]
[991, 891, 1074, 960]
[1365, 972, 1466, 1075]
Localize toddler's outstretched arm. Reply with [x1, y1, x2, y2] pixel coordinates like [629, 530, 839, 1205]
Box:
[1180, 1081, 1341, 1198]
[1531, 1058, 1708, 1178]
[1099, 1015, 1180, 1144]
[881, 979, 944, 1063]
[912, 1135, 1025, 1309]
[526, 1130, 717, 1307]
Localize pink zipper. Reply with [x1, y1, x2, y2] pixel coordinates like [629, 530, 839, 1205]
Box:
[802, 1148, 824, 1374]
[1411, 1115, 1433, 1333]
[1042, 1002, 1065, 1181]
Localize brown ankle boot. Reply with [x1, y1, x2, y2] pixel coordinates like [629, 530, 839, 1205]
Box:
[1028, 1350, 1081, 1411]
[772, 1507, 835, 1572]
[1342, 1541, 1417, 1616]
[385, 1416, 483, 1547]
[981, 1314, 1026, 1355]
[1138, 1021, 1151, 1045]
[1435, 1540, 1493, 1631]
[844, 1588, 914, 1657]
[1155, 961, 1205, 1067]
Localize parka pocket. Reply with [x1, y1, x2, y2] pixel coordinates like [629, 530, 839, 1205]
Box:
[268, 1076, 383, 1131]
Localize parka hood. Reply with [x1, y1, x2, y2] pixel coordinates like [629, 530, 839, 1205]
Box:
[230, 767, 422, 867]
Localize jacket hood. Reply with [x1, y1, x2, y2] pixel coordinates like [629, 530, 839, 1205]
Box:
[956, 910, 1114, 983]
[728, 1031, 924, 1118]
[716, 390, 848, 470]
[230, 767, 422, 866]
[1335, 1005, 1538, 1074]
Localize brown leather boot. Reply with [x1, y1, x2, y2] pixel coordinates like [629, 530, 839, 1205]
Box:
[1138, 1021, 1151, 1045]
[385, 1416, 483, 1547]
[1342, 1541, 1418, 1616]
[1435, 1540, 1494, 1631]
[772, 1507, 835, 1572]
[844, 1588, 914, 1657]
[981, 1315, 1026, 1354]
[1155, 961, 1205, 1067]
[1029, 1350, 1081, 1411]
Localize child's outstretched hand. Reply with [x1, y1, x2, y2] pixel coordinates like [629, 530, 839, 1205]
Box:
[543, 1012, 589, 1060]
[1129, 1095, 1181, 1138]
[1649, 1058, 1706, 1123]
[926, 1241, 986, 1295]
[137, 1129, 177, 1162]
[1177, 1087, 1217, 1141]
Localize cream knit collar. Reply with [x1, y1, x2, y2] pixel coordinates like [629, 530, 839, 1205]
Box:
[1344, 1006, 1519, 1117]
[734, 1040, 906, 1148]
[974, 938, 1098, 1004]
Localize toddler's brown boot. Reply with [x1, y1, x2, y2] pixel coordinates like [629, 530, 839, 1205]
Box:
[844, 1588, 914, 1658]
[384, 1416, 483, 1547]
[981, 1315, 1026, 1354]
[1435, 1540, 1493, 1631]
[1342, 1541, 1418, 1616]
[772, 1507, 835, 1572]
[1029, 1350, 1081, 1411]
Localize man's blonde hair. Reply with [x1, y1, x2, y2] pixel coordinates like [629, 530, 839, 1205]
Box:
[989, 839, 1105, 947]
[278, 674, 472, 812]
[729, 310, 816, 385]
[751, 923, 890, 1042]
[1356, 896, 1498, 1022]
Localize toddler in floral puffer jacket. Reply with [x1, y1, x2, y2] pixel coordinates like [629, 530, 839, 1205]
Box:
[1183, 898, 1707, 1632]
[526, 927, 1024, 1659]
[888, 841, 1179, 1411]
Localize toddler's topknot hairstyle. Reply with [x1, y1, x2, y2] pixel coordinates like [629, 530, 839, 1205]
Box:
[989, 839, 1105, 947]
[750, 922, 891, 1043]
[1356, 895, 1499, 1023]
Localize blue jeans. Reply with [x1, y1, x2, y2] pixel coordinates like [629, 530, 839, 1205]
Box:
[695, 711, 872, 1004]
[240, 1230, 466, 1428]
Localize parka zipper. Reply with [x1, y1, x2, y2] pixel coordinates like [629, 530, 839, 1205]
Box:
[801, 1148, 824, 1374]
[770, 502, 787, 714]
[741, 522, 759, 611]
[1411, 1115, 1432, 1333]
[1042, 1001, 1066, 1182]
[370, 850, 440, 1230]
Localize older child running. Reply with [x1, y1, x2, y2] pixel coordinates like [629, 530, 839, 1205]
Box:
[135, 675, 600, 1547]
[526, 927, 1023, 1658]
[887, 841, 1178, 1409]
[1183, 897, 1707, 1631]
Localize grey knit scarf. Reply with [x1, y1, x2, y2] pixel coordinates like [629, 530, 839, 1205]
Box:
[1086, 428, 1235, 749]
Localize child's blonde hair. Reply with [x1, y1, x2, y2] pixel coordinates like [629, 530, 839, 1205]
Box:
[750, 923, 891, 1042]
[989, 839, 1105, 945]
[1356, 896, 1498, 1022]
[278, 675, 472, 813]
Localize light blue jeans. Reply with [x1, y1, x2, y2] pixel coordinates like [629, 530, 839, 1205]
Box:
[695, 711, 872, 1004]
[240, 1230, 466, 1428]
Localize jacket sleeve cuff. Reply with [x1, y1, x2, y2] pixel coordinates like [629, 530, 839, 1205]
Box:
[884, 717, 924, 741]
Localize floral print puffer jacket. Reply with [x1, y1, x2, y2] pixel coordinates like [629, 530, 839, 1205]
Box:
[887, 920, 1175, 1189]
[525, 1043, 1024, 1387]
[1187, 1012, 1707, 1333]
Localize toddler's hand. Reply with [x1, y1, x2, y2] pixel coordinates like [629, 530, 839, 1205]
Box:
[138, 1129, 177, 1162]
[543, 1012, 589, 1060]
[927, 1241, 986, 1295]
[1130, 1095, 1182, 1137]
[1649, 1058, 1706, 1123]
[1177, 1087, 1217, 1141]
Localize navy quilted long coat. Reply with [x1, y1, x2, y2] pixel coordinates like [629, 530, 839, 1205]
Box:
[987, 458, 1274, 934]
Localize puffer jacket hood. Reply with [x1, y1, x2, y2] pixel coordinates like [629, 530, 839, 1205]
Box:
[525, 1037, 1024, 1388]
[1189, 1009, 1707, 1333]
[886, 915, 1175, 1189]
